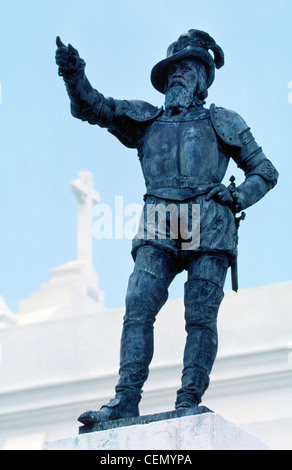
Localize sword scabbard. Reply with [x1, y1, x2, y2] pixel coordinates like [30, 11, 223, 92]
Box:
[231, 258, 238, 293]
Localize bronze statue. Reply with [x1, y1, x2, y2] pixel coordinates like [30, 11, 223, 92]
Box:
[55, 30, 278, 425]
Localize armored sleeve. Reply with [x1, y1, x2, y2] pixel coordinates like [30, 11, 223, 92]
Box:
[59, 64, 139, 148]
[231, 126, 279, 212]
[210, 105, 279, 212]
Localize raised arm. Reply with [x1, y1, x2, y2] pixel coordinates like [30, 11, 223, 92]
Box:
[55, 37, 163, 149]
[55, 36, 117, 128]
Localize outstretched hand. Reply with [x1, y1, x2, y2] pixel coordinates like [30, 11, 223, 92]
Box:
[55, 36, 81, 72]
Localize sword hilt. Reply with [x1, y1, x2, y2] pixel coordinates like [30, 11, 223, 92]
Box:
[229, 175, 236, 188]
[229, 176, 246, 227]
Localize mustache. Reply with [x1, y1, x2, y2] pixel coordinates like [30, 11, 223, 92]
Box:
[166, 77, 187, 90]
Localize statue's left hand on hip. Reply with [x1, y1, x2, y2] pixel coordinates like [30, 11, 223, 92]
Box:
[206, 184, 234, 207]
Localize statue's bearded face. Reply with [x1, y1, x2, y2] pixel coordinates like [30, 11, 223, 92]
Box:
[165, 59, 198, 114]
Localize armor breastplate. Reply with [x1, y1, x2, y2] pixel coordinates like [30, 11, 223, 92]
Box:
[139, 112, 229, 200]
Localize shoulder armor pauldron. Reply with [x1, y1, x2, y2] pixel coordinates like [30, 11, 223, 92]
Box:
[121, 100, 163, 122]
[210, 103, 251, 148]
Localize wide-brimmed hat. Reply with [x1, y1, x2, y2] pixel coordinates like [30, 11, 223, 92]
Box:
[151, 29, 224, 94]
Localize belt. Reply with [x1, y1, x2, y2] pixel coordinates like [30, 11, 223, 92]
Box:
[147, 176, 219, 190]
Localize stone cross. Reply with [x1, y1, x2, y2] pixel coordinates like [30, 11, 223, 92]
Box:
[71, 170, 100, 266]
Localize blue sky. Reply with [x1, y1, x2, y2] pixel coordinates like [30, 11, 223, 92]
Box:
[0, 0, 291, 312]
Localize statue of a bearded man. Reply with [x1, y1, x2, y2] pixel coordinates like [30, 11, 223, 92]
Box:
[55, 29, 278, 425]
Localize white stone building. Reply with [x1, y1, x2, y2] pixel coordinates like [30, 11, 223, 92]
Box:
[0, 171, 291, 450]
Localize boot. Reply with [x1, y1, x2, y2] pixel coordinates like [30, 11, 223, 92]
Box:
[79, 264, 170, 425]
[78, 393, 140, 424]
[175, 277, 224, 409]
[115, 268, 169, 399]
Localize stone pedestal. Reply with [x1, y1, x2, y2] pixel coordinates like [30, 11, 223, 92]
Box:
[44, 412, 269, 450]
